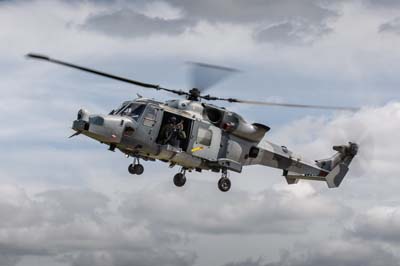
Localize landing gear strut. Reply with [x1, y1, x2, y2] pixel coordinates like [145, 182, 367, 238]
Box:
[128, 158, 144, 175]
[218, 169, 231, 192]
[173, 168, 187, 187]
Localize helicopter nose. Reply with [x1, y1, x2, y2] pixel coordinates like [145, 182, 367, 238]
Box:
[72, 109, 134, 144]
[72, 109, 90, 132]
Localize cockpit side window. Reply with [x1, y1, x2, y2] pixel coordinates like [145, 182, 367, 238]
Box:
[120, 105, 133, 116]
[131, 105, 145, 121]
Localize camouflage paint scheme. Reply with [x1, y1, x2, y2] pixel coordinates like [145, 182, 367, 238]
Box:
[72, 98, 358, 189]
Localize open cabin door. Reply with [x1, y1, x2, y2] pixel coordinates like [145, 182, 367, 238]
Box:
[190, 121, 221, 161]
[156, 111, 194, 152]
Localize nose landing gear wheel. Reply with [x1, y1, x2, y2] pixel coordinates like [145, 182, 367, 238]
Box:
[173, 173, 186, 187]
[218, 177, 231, 192]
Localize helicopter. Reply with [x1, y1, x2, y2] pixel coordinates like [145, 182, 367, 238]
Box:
[26, 53, 359, 192]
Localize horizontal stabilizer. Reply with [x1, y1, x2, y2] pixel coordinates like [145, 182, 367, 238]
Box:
[285, 163, 350, 188]
[285, 176, 299, 185]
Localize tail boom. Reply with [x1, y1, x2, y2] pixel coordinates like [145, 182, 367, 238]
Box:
[252, 141, 358, 188]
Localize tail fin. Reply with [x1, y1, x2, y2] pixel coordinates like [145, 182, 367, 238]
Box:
[316, 142, 358, 188]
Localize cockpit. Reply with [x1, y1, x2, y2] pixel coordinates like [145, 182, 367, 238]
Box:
[110, 102, 146, 121]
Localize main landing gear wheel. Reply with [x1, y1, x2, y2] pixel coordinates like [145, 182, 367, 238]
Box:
[218, 177, 231, 192]
[133, 164, 144, 175]
[128, 158, 144, 175]
[218, 169, 231, 192]
[173, 168, 187, 187]
[173, 173, 186, 187]
[128, 164, 136, 174]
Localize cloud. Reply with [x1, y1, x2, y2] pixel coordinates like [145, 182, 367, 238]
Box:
[254, 20, 332, 45]
[36, 189, 110, 223]
[0, 185, 195, 266]
[348, 206, 400, 243]
[166, 0, 339, 44]
[0, 255, 20, 266]
[270, 102, 400, 180]
[68, 250, 196, 266]
[379, 17, 400, 34]
[2, 1, 400, 265]
[119, 182, 347, 235]
[78, 0, 340, 44]
[164, 0, 338, 25]
[82, 9, 196, 38]
[362, 0, 400, 8]
[223, 257, 264, 266]
[223, 241, 399, 266]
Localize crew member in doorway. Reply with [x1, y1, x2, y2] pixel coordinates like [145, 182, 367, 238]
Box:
[160, 116, 186, 148]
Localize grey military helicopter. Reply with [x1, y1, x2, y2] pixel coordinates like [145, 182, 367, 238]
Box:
[26, 53, 359, 192]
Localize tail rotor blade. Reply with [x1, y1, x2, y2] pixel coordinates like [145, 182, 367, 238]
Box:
[331, 120, 375, 178]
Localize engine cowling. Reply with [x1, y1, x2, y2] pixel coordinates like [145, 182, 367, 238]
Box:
[203, 104, 270, 142]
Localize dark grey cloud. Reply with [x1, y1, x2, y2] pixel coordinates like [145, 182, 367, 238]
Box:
[80, 0, 339, 44]
[82, 9, 195, 38]
[254, 20, 332, 45]
[159, 0, 339, 44]
[224, 257, 264, 266]
[0, 186, 195, 266]
[362, 0, 400, 8]
[379, 17, 400, 34]
[67, 249, 196, 266]
[222, 241, 399, 266]
[0, 255, 20, 266]
[119, 182, 347, 235]
[164, 0, 337, 24]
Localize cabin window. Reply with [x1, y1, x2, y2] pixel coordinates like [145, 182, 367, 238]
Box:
[143, 107, 157, 127]
[249, 146, 259, 158]
[197, 127, 212, 146]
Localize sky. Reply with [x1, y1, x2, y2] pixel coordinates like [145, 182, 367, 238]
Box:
[1, 0, 400, 265]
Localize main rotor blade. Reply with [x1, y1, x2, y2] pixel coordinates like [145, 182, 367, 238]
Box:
[26, 53, 189, 96]
[188, 61, 240, 92]
[202, 96, 359, 111]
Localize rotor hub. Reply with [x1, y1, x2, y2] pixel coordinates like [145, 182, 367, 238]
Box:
[187, 88, 201, 101]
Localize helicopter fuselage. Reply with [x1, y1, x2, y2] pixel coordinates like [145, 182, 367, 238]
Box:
[72, 98, 358, 190]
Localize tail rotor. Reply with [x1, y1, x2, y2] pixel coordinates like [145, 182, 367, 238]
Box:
[330, 120, 375, 178]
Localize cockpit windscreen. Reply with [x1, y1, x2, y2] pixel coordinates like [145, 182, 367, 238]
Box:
[118, 103, 146, 121]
